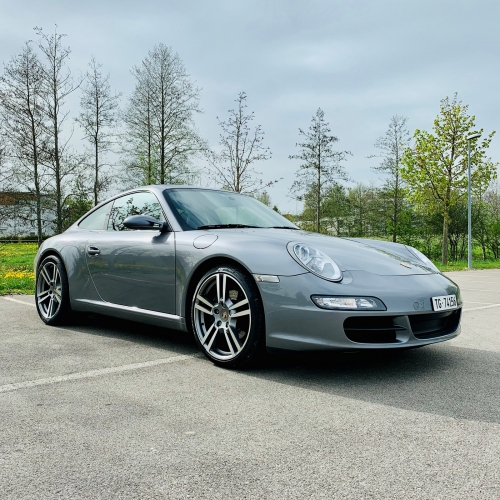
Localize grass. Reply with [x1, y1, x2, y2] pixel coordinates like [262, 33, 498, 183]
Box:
[435, 259, 500, 272]
[0, 243, 37, 295]
[1, 241, 499, 296]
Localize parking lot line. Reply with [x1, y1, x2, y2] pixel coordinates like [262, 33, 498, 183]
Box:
[1, 296, 35, 306]
[465, 301, 497, 304]
[454, 279, 499, 282]
[462, 304, 500, 312]
[0, 354, 197, 394]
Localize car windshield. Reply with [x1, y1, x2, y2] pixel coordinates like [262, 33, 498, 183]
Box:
[163, 188, 298, 231]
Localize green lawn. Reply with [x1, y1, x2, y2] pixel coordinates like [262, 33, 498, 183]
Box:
[435, 259, 500, 272]
[0, 243, 37, 295]
[1, 241, 499, 296]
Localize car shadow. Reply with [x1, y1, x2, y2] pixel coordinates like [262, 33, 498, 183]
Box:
[248, 345, 500, 425]
[64, 315, 499, 425]
[64, 313, 199, 356]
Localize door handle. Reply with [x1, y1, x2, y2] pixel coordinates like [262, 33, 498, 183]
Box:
[87, 245, 101, 256]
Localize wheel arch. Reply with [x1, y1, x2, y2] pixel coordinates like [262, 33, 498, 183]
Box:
[37, 248, 66, 270]
[36, 248, 72, 299]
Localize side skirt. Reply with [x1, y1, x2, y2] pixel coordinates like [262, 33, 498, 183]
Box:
[73, 299, 188, 332]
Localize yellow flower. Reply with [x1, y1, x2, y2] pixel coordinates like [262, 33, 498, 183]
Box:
[3, 270, 35, 280]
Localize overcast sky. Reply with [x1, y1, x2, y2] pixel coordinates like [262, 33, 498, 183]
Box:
[1, 0, 498, 212]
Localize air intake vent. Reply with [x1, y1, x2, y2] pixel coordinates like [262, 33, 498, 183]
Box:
[409, 310, 461, 339]
[343, 316, 404, 344]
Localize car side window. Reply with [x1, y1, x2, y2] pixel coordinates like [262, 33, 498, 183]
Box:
[107, 192, 165, 231]
[78, 201, 112, 230]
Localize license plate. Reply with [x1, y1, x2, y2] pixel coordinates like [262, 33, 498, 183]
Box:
[431, 294, 458, 311]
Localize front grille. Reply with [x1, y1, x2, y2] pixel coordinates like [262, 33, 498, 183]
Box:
[343, 316, 404, 344]
[408, 309, 461, 339]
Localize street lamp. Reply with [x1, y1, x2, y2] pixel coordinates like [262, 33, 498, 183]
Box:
[467, 132, 481, 269]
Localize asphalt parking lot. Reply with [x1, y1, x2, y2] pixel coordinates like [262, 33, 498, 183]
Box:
[1, 270, 499, 499]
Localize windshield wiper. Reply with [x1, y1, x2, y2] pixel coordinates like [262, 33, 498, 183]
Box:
[269, 226, 300, 230]
[196, 224, 260, 230]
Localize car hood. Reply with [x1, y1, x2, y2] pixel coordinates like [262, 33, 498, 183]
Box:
[211, 228, 436, 276]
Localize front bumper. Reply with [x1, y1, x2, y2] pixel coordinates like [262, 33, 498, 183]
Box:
[257, 271, 461, 351]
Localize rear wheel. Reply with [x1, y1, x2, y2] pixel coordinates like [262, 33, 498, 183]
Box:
[191, 265, 265, 368]
[36, 255, 72, 325]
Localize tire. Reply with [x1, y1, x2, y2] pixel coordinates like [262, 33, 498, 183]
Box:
[191, 265, 265, 369]
[35, 254, 72, 326]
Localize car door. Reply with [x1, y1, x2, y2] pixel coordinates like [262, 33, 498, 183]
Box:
[85, 191, 176, 315]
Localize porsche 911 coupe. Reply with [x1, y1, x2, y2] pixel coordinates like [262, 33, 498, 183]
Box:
[34, 185, 462, 368]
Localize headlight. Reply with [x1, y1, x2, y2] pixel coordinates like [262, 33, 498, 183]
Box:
[288, 242, 342, 282]
[405, 246, 439, 272]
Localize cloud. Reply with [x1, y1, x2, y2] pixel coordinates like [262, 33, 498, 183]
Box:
[1, 0, 498, 212]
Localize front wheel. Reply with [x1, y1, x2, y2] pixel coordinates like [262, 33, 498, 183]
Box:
[36, 254, 72, 325]
[191, 266, 265, 368]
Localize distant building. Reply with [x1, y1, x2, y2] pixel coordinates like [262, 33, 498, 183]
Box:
[0, 192, 54, 237]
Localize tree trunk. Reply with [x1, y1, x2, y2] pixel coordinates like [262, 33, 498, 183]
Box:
[316, 152, 321, 233]
[94, 137, 99, 206]
[51, 64, 63, 234]
[393, 170, 398, 243]
[442, 213, 449, 265]
[160, 81, 165, 185]
[29, 104, 43, 246]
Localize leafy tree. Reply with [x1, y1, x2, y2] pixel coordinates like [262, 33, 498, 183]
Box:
[447, 201, 469, 261]
[346, 183, 383, 238]
[401, 94, 497, 264]
[76, 57, 121, 206]
[256, 190, 271, 207]
[314, 183, 349, 235]
[290, 108, 350, 233]
[62, 194, 92, 230]
[207, 92, 274, 193]
[485, 181, 500, 259]
[370, 115, 410, 242]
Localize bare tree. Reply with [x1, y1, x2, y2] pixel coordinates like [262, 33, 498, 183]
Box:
[289, 108, 350, 233]
[0, 42, 48, 244]
[370, 115, 410, 242]
[0, 135, 12, 235]
[77, 57, 121, 205]
[123, 70, 155, 185]
[35, 26, 82, 233]
[207, 92, 274, 193]
[123, 44, 203, 186]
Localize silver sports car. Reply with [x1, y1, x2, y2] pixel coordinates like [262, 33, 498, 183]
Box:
[34, 185, 462, 368]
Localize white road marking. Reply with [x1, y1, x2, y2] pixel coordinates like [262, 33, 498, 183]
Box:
[464, 301, 497, 304]
[1, 296, 36, 307]
[454, 279, 499, 282]
[0, 354, 196, 394]
[445, 274, 500, 278]
[462, 304, 500, 312]
[459, 289, 500, 293]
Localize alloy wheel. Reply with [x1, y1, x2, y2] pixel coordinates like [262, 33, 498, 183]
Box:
[36, 260, 62, 320]
[193, 272, 252, 361]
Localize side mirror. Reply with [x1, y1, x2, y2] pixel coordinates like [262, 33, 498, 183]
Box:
[123, 214, 169, 232]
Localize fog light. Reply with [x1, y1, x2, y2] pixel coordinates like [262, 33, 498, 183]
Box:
[311, 296, 386, 311]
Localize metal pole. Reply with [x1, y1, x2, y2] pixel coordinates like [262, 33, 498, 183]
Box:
[467, 139, 472, 269]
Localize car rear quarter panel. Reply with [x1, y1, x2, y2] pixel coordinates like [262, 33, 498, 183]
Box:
[36, 231, 101, 306]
